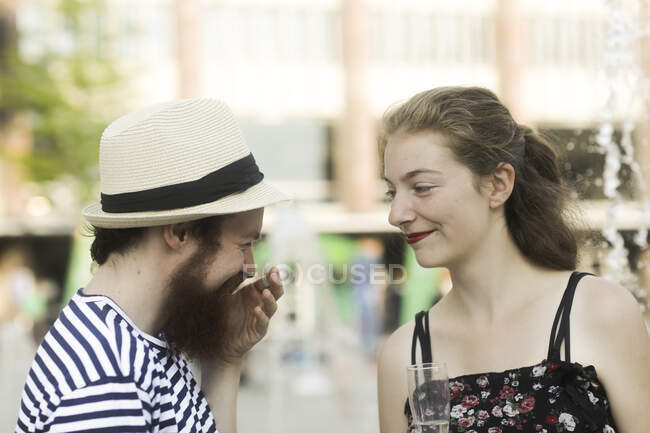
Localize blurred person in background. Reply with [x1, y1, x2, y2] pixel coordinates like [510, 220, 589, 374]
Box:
[0, 246, 32, 327]
[377, 87, 650, 433]
[351, 237, 385, 359]
[383, 265, 404, 333]
[0, 245, 54, 340]
[15, 98, 288, 433]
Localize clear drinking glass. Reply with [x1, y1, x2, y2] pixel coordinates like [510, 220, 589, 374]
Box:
[406, 363, 450, 433]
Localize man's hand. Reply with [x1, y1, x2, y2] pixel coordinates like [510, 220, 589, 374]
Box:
[200, 266, 283, 433]
[214, 266, 284, 365]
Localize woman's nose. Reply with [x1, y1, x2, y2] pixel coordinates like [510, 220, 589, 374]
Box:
[388, 192, 416, 229]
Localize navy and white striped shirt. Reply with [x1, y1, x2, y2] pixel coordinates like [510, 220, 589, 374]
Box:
[15, 289, 218, 433]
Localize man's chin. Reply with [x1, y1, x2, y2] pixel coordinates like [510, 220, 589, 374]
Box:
[161, 271, 245, 360]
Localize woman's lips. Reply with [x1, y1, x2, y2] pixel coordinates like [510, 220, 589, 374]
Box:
[406, 230, 435, 245]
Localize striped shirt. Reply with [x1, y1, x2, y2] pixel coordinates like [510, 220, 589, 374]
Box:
[15, 289, 218, 433]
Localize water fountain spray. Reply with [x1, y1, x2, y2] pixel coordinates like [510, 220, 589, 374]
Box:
[597, 0, 649, 308]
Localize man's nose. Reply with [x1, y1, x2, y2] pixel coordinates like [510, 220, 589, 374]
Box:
[242, 248, 256, 277]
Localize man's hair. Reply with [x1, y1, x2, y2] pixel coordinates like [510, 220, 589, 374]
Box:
[89, 215, 226, 265]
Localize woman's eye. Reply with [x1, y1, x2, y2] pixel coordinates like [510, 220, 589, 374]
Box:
[414, 185, 434, 194]
[384, 190, 396, 200]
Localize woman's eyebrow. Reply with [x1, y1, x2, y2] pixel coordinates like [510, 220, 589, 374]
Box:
[383, 169, 443, 184]
[402, 169, 443, 180]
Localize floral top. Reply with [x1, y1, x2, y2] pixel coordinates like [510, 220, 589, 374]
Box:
[405, 272, 619, 433]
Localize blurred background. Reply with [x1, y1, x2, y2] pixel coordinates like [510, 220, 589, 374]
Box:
[0, 0, 649, 431]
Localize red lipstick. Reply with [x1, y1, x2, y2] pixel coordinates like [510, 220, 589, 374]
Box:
[406, 231, 434, 245]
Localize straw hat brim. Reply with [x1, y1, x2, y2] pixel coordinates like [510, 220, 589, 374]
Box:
[82, 180, 290, 228]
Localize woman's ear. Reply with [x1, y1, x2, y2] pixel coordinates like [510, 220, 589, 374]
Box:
[488, 162, 515, 209]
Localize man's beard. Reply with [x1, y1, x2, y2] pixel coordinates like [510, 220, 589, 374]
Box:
[160, 245, 244, 360]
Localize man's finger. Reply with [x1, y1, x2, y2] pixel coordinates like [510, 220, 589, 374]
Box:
[254, 306, 270, 335]
[265, 267, 284, 299]
[252, 275, 270, 292]
[260, 289, 278, 318]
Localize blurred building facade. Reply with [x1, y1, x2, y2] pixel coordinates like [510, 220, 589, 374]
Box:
[15, 0, 615, 121]
[2, 0, 648, 311]
[9, 0, 649, 212]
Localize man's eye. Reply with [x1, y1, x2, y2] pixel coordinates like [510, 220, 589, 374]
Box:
[240, 242, 253, 249]
[384, 190, 396, 200]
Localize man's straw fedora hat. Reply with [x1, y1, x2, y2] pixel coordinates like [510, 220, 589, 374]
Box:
[82, 98, 289, 228]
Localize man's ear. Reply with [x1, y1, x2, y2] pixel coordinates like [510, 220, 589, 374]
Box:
[488, 162, 516, 209]
[162, 223, 190, 251]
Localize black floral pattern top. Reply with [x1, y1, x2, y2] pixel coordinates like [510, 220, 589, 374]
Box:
[405, 272, 619, 433]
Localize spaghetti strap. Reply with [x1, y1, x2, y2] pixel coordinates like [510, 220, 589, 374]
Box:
[410, 310, 433, 365]
[423, 311, 431, 362]
[410, 314, 419, 365]
[547, 271, 592, 362]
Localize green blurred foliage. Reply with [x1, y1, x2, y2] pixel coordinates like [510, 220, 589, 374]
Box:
[0, 0, 121, 200]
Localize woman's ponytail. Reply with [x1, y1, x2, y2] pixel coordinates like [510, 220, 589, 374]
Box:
[505, 128, 577, 270]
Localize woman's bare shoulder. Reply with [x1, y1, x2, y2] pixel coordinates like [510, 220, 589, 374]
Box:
[572, 274, 648, 363]
[379, 318, 415, 367]
[379, 316, 425, 433]
[573, 274, 643, 328]
[572, 275, 650, 433]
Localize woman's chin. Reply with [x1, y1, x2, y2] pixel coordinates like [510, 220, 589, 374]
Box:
[413, 252, 446, 269]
